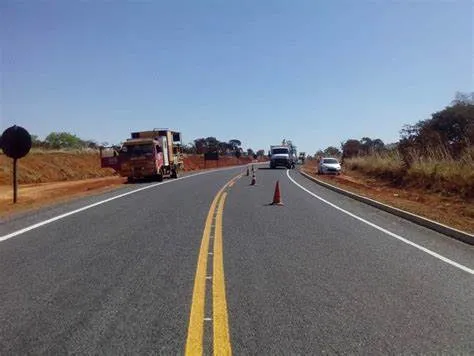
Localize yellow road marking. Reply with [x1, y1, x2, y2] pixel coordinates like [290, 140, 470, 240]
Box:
[213, 192, 232, 355]
[185, 192, 218, 356]
[185, 176, 238, 355]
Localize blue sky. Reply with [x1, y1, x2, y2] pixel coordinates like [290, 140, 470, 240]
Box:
[1, 0, 473, 154]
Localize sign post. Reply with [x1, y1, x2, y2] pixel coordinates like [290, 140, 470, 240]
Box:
[204, 152, 219, 168]
[13, 158, 18, 203]
[1, 125, 32, 203]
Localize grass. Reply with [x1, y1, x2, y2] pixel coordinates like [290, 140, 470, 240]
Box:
[344, 148, 474, 199]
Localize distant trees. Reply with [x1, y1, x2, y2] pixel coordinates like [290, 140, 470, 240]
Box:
[314, 149, 324, 158]
[399, 92, 474, 166]
[1, 132, 100, 151]
[44, 132, 86, 149]
[191, 137, 245, 156]
[323, 146, 342, 157]
[332, 92, 474, 166]
[229, 139, 242, 152]
[341, 139, 362, 159]
[1, 128, 264, 161]
[8, 132, 250, 156]
[339, 137, 386, 160]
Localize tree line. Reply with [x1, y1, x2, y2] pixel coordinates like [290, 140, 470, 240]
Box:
[0, 131, 105, 150]
[0, 131, 265, 158]
[316, 92, 474, 166]
[183, 137, 265, 158]
[315, 137, 386, 160]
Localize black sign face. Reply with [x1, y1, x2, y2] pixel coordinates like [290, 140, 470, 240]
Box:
[172, 132, 181, 142]
[204, 152, 219, 161]
[1, 125, 32, 159]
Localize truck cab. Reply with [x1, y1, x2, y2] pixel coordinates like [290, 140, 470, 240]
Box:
[100, 129, 184, 182]
[270, 146, 294, 169]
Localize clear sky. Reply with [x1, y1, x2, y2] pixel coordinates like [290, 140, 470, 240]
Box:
[1, 0, 473, 154]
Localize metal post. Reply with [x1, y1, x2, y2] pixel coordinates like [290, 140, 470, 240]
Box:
[13, 158, 18, 203]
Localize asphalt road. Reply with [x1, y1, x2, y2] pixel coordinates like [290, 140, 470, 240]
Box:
[1, 165, 473, 354]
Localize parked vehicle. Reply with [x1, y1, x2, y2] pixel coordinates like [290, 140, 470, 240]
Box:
[317, 157, 341, 175]
[100, 129, 184, 182]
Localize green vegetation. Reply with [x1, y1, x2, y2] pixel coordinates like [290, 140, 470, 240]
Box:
[0, 131, 102, 151]
[316, 92, 474, 199]
[185, 137, 263, 158]
[2, 133, 262, 158]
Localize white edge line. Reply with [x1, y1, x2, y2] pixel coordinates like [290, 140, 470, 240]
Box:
[0, 166, 246, 243]
[299, 170, 473, 238]
[286, 170, 474, 275]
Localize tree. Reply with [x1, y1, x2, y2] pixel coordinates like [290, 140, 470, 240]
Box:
[194, 138, 207, 154]
[399, 100, 474, 162]
[314, 149, 324, 158]
[247, 148, 255, 156]
[256, 149, 265, 157]
[84, 140, 98, 149]
[45, 132, 84, 149]
[228, 139, 241, 151]
[182, 143, 196, 154]
[323, 146, 341, 157]
[218, 142, 229, 155]
[360, 137, 384, 155]
[452, 91, 474, 105]
[30, 135, 44, 148]
[205, 137, 219, 153]
[360, 137, 373, 155]
[341, 139, 361, 159]
[372, 138, 385, 152]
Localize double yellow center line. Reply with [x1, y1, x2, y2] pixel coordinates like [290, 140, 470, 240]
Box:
[185, 174, 241, 355]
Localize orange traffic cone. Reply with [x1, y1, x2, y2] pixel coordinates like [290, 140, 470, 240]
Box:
[250, 173, 256, 186]
[271, 180, 284, 205]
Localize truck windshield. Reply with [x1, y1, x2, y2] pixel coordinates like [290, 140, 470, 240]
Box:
[121, 144, 154, 157]
[272, 148, 289, 154]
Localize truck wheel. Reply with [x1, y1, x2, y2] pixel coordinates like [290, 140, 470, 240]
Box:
[171, 169, 178, 179]
[156, 174, 164, 182]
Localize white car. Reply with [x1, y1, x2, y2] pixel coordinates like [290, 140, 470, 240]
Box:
[318, 157, 341, 175]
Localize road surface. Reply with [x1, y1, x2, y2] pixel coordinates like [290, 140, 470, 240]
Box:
[1, 166, 473, 354]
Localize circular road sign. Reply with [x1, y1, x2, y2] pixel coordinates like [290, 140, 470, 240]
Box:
[1, 125, 32, 159]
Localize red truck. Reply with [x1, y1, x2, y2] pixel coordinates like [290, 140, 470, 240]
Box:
[100, 129, 184, 182]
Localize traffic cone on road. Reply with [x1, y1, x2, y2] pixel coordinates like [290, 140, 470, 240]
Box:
[250, 173, 256, 186]
[270, 180, 284, 205]
[251, 165, 255, 172]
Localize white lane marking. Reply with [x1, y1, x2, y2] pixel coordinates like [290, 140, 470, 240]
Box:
[204, 318, 212, 321]
[286, 170, 474, 275]
[0, 166, 246, 243]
